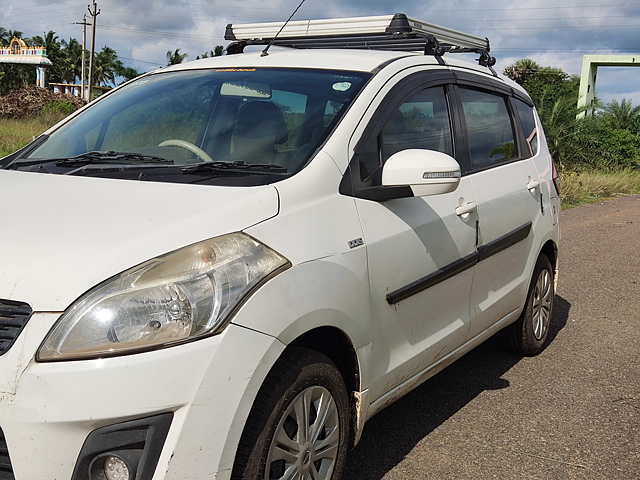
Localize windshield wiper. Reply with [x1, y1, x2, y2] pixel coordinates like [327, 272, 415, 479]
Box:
[56, 151, 174, 166]
[182, 161, 287, 174]
[8, 151, 174, 168]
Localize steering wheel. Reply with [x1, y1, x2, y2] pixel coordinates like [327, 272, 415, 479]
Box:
[158, 139, 214, 163]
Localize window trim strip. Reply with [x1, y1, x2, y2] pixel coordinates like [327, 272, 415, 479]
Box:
[386, 221, 532, 304]
[386, 252, 478, 304]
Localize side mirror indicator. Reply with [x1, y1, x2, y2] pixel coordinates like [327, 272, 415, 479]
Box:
[382, 149, 461, 196]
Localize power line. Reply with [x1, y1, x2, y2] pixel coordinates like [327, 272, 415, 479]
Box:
[104, 1, 640, 13]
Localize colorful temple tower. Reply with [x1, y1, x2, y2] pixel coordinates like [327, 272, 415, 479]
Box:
[0, 37, 53, 87]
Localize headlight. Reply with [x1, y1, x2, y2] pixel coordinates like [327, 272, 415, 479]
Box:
[37, 233, 289, 361]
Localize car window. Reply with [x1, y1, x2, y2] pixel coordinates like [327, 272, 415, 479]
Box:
[360, 85, 452, 180]
[96, 82, 215, 159]
[15, 68, 370, 184]
[514, 98, 538, 157]
[459, 87, 517, 169]
[324, 100, 344, 127]
[271, 89, 307, 150]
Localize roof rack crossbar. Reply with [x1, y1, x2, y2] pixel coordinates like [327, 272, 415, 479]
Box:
[225, 13, 496, 65]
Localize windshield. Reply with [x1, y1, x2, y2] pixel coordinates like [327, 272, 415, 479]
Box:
[4, 67, 370, 185]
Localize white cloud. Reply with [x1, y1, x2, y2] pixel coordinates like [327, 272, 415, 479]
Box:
[2, 0, 639, 103]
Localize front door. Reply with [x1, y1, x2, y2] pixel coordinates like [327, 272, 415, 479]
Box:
[349, 83, 478, 404]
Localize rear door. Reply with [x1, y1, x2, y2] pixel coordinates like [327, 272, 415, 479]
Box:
[452, 78, 543, 339]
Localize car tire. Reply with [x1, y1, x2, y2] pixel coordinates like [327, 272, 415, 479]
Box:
[503, 253, 555, 356]
[231, 347, 349, 480]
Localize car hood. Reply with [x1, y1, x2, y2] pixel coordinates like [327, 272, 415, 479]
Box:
[0, 170, 279, 311]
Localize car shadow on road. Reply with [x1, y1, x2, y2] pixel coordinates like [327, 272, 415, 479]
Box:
[342, 295, 571, 479]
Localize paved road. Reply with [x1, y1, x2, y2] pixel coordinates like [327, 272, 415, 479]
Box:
[343, 194, 640, 480]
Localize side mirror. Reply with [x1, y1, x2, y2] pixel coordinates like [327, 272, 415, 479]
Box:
[381, 149, 461, 196]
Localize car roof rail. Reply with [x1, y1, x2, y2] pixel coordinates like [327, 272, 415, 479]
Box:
[225, 13, 496, 67]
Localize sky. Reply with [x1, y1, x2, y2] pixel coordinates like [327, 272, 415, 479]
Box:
[2, 0, 640, 106]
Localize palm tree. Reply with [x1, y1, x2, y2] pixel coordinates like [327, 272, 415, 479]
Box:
[166, 48, 187, 65]
[196, 46, 224, 60]
[60, 38, 88, 83]
[93, 46, 121, 86]
[6, 30, 24, 43]
[114, 65, 140, 83]
[0, 30, 35, 93]
[601, 98, 640, 132]
[0, 27, 9, 47]
[59, 38, 83, 84]
[44, 31, 60, 53]
[29, 31, 64, 84]
[503, 59, 540, 86]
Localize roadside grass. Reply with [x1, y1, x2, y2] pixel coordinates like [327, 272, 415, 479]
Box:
[2, 114, 640, 207]
[0, 113, 66, 158]
[560, 169, 640, 208]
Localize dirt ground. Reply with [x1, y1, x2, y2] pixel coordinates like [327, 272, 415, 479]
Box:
[0, 86, 85, 118]
[343, 195, 640, 480]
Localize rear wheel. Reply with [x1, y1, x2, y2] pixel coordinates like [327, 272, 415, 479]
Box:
[503, 254, 554, 356]
[232, 347, 349, 480]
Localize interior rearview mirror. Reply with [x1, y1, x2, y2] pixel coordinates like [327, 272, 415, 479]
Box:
[220, 81, 272, 99]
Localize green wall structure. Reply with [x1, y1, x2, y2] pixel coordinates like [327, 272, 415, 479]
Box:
[578, 54, 640, 118]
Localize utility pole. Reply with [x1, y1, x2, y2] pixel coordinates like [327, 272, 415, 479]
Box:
[87, 1, 100, 101]
[74, 15, 91, 101]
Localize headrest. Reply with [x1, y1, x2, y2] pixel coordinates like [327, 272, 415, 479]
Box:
[236, 101, 288, 144]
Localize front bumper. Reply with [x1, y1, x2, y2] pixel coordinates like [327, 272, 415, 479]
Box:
[0, 312, 284, 479]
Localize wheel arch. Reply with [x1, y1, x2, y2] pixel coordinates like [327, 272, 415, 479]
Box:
[289, 326, 360, 393]
[288, 326, 362, 449]
[541, 239, 558, 273]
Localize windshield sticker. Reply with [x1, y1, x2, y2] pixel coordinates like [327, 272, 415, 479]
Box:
[215, 68, 257, 72]
[333, 82, 352, 92]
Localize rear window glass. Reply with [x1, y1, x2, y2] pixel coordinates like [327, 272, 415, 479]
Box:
[514, 99, 539, 157]
[459, 88, 517, 169]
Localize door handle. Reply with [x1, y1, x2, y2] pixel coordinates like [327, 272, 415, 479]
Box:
[456, 201, 477, 216]
[527, 178, 540, 192]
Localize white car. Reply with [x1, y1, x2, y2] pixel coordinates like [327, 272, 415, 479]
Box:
[0, 14, 559, 480]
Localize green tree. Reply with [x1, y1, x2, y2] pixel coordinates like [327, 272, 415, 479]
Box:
[505, 58, 577, 108]
[196, 50, 214, 59]
[114, 64, 140, 83]
[0, 27, 9, 46]
[166, 48, 187, 65]
[503, 58, 539, 86]
[0, 26, 137, 93]
[0, 64, 32, 94]
[503, 59, 589, 169]
[30, 31, 65, 85]
[5, 30, 24, 45]
[0, 29, 33, 94]
[61, 38, 85, 84]
[601, 98, 640, 132]
[504, 59, 640, 171]
[196, 46, 224, 59]
[93, 46, 120, 86]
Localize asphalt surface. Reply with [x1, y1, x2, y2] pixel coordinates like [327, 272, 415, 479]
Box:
[343, 194, 640, 480]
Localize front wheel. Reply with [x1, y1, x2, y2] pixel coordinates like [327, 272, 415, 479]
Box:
[503, 254, 555, 356]
[232, 347, 349, 480]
